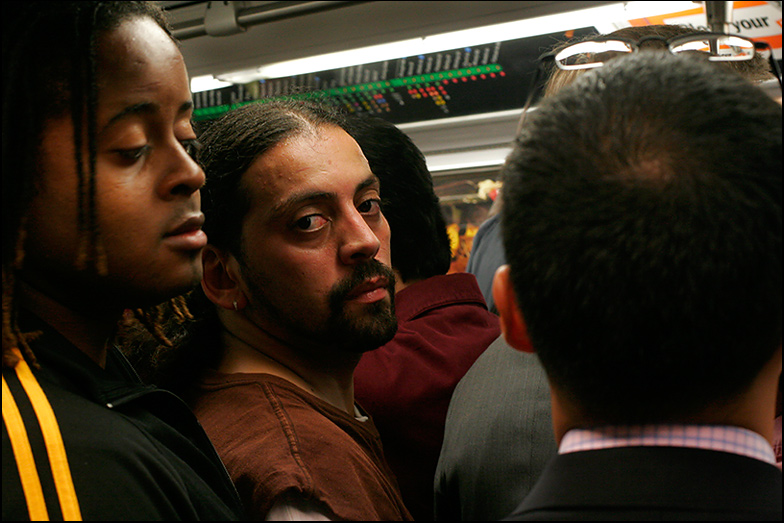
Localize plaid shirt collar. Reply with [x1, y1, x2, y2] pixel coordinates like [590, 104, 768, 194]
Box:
[560, 424, 776, 465]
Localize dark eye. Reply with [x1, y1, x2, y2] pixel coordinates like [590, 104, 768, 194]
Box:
[295, 214, 328, 232]
[358, 198, 381, 215]
[116, 145, 151, 162]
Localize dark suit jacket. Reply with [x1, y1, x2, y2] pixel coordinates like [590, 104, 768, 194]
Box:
[503, 446, 782, 521]
[434, 336, 556, 521]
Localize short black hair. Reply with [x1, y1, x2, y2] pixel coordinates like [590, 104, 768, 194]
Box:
[501, 52, 782, 423]
[343, 114, 451, 282]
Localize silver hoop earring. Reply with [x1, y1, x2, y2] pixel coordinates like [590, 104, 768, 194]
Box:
[233, 300, 238, 311]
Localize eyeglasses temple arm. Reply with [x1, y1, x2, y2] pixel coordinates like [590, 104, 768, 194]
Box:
[755, 42, 783, 87]
[517, 61, 547, 135]
[768, 55, 783, 86]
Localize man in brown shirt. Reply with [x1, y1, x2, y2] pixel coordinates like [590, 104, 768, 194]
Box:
[180, 98, 411, 520]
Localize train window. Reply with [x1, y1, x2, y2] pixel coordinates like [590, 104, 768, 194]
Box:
[434, 170, 502, 274]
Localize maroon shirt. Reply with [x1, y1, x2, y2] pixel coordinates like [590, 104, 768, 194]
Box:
[191, 372, 412, 521]
[354, 272, 501, 520]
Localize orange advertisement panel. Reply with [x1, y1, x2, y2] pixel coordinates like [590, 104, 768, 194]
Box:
[628, 1, 782, 58]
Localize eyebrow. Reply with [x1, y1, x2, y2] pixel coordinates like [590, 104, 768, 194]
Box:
[102, 100, 194, 132]
[268, 174, 380, 221]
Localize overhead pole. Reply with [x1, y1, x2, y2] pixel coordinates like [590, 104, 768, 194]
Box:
[704, 1, 734, 34]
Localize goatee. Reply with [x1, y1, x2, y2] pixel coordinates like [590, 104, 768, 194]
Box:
[327, 259, 398, 353]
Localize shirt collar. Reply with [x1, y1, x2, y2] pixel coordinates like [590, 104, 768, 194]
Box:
[560, 424, 776, 465]
[394, 272, 488, 322]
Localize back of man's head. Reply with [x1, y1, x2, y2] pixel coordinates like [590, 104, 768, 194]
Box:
[501, 51, 782, 424]
[343, 114, 452, 283]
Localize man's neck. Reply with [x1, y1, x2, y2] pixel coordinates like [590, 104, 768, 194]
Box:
[17, 280, 120, 368]
[550, 350, 781, 447]
[216, 314, 359, 415]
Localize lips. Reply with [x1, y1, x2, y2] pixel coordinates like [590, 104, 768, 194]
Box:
[163, 214, 208, 251]
[165, 214, 205, 237]
[346, 277, 390, 303]
[329, 260, 396, 309]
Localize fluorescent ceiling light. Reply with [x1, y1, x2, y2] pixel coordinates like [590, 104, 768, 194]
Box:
[426, 147, 512, 174]
[191, 75, 234, 93]
[212, 1, 696, 84]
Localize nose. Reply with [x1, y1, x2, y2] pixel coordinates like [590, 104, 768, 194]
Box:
[158, 141, 206, 199]
[338, 209, 383, 265]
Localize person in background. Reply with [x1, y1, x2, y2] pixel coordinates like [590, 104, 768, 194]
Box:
[497, 50, 781, 520]
[437, 23, 782, 522]
[464, 198, 504, 314]
[2, 1, 244, 520]
[141, 99, 412, 521]
[343, 114, 500, 521]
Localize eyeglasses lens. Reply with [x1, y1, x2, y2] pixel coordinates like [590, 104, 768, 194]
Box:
[554, 40, 635, 70]
[670, 35, 755, 61]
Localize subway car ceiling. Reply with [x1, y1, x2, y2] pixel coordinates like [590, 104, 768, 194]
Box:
[157, 0, 783, 182]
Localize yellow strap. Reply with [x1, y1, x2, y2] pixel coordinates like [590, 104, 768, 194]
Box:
[11, 348, 83, 520]
[3, 373, 49, 521]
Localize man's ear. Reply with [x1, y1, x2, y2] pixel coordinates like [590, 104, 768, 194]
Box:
[493, 264, 534, 353]
[201, 245, 247, 311]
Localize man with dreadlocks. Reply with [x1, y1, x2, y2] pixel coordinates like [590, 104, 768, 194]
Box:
[2, 2, 243, 520]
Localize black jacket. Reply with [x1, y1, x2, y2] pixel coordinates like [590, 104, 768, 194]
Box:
[2, 311, 244, 521]
[503, 445, 782, 521]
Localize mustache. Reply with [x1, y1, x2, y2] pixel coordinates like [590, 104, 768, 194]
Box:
[329, 259, 396, 305]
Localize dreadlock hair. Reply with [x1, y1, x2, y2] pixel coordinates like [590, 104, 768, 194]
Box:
[2, 1, 190, 369]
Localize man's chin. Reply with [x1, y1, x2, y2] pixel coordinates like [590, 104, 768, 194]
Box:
[335, 303, 398, 353]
